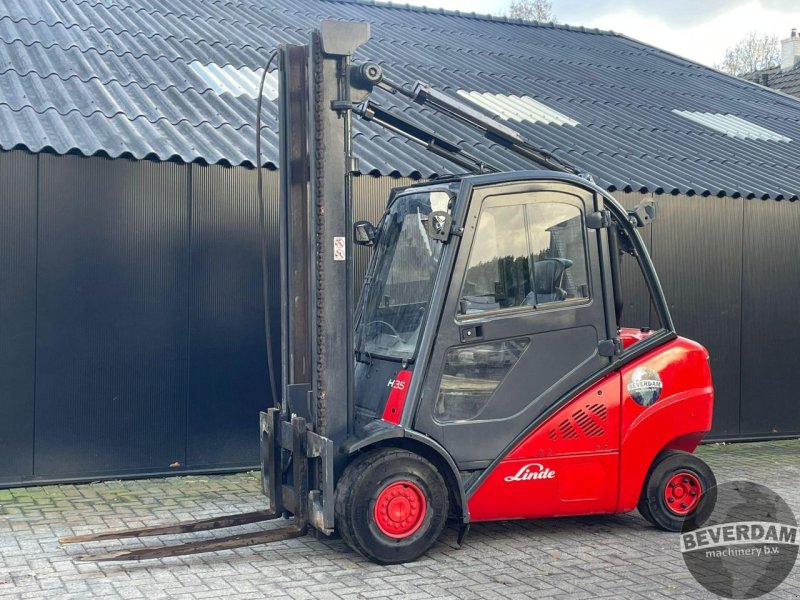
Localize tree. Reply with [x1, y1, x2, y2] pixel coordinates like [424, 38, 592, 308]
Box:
[508, 0, 557, 23]
[716, 32, 780, 77]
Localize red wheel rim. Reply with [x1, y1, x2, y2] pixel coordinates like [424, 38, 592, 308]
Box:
[373, 481, 427, 539]
[663, 472, 702, 515]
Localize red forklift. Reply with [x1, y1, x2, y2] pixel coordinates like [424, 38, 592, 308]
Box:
[61, 21, 717, 564]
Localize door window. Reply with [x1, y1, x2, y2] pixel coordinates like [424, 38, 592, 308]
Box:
[458, 194, 590, 317]
[527, 202, 590, 305]
[434, 338, 530, 422]
[460, 204, 529, 315]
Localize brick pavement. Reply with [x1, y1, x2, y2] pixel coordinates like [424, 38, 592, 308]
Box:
[1, 440, 798, 599]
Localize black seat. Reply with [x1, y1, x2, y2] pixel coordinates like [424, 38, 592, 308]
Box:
[524, 258, 573, 304]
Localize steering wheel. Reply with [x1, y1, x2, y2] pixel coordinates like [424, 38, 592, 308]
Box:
[364, 320, 403, 346]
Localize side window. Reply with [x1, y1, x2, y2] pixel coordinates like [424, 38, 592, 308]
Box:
[527, 203, 590, 305]
[458, 194, 590, 316]
[460, 204, 529, 315]
[434, 338, 530, 422]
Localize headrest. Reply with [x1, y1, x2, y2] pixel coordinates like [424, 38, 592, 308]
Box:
[533, 258, 573, 294]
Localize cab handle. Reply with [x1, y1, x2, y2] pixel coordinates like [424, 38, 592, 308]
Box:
[460, 324, 484, 342]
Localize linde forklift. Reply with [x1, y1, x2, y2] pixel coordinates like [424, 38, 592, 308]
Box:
[61, 21, 717, 564]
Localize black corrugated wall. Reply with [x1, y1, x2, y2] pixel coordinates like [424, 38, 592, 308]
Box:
[739, 199, 800, 436]
[649, 194, 744, 437]
[187, 165, 277, 468]
[0, 151, 37, 486]
[615, 191, 799, 439]
[1, 151, 283, 485]
[0, 150, 796, 486]
[34, 155, 190, 478]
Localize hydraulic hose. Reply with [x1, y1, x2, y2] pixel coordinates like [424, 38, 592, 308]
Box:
[256, 50, 279, 409]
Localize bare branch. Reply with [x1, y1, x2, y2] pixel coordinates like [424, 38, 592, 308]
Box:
[715, 32, 780, 77]
[508, 0, 557, 24]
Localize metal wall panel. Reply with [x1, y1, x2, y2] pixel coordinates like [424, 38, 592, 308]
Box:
[613, 192, 656, 329]
[34, 155, 190, 477]
[650, 195, 743, 436]
[186, 165, 276, 467]
[1, 155, 797, 487]
[740, 199, 800, 436]
[0, 150, 37, 484]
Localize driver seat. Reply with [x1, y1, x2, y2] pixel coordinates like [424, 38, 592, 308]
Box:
[529, 258, 572, 304]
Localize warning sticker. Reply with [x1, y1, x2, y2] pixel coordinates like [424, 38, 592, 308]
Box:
[333, 236, 346, 261]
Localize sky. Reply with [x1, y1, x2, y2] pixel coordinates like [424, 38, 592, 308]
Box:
[400, 0, 800, 68]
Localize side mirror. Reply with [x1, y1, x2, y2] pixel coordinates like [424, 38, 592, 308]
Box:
[354, 220, 377, 246]
[629, 201, 656, 227]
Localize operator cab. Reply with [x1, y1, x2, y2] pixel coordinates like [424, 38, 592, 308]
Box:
[353, 171, 671, 469]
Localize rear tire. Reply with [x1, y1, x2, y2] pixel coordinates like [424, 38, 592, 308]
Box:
[638, 450, 716, 532]
[335, 448, 448, 564]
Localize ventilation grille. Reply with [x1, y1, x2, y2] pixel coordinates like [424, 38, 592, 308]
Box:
[548, 403, 608, 441]
[587, 403, 608, 421]
[572, 408, 605, 437]
[557, 419, 580, 439]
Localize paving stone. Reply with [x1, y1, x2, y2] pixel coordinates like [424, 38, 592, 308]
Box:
[0, 441, 798, 599]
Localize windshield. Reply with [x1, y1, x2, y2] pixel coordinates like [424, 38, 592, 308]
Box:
[355, 190, 450, 361]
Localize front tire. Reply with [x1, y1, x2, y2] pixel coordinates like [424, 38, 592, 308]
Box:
[335, 448, 448, 564]
[638, 450, 716, 532]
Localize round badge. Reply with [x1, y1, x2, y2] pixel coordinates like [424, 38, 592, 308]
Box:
[626, 366, 663, 406]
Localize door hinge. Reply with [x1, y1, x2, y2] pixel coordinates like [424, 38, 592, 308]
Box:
[598, 337, 622, 357]
[449, 225, 464, 237]
[586, 209, 612, 229]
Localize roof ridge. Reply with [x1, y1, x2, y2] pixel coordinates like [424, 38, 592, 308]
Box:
[317, 0, 618, 36]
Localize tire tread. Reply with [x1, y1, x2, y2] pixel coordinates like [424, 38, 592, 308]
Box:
[334, 448, 447, 564]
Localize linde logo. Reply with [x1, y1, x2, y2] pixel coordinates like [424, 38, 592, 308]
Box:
[504, 463, 556, 482]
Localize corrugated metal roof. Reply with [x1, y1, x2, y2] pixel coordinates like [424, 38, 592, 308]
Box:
[0, 0, 799, 199]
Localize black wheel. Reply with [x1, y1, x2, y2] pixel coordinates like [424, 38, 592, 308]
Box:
[637, 493, 656, 525]
[638, 450, 717, 532]
[335, 448, 448, 564]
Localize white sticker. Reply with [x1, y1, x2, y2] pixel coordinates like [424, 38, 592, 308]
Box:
[333, 236, 346, 261]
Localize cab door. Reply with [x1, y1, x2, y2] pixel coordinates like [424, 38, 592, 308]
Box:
[414, 179, 612, 469]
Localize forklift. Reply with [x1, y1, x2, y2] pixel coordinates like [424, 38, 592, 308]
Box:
[61, 21, 717, 564]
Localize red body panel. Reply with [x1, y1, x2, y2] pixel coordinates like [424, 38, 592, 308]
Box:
[467, 337, 713, 522]
[619, 327, 656, 349]
[617, 337, 713, 512]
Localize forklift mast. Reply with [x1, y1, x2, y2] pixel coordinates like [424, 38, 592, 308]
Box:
[263, 20, 374, 533]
